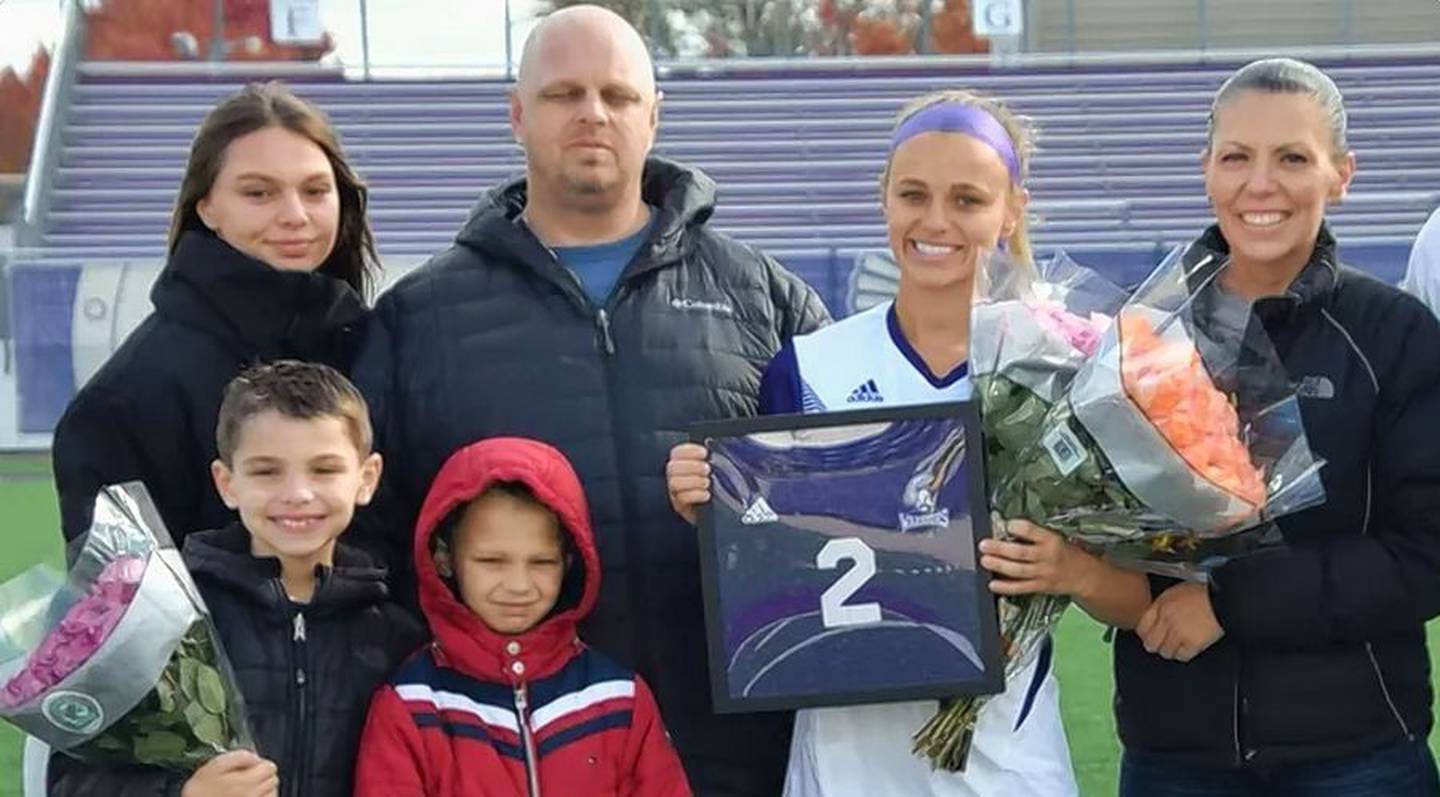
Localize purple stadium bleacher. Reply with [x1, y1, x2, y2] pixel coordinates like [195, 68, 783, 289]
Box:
[9, 54, 1439, 433]
[35, 54, 1440, 272]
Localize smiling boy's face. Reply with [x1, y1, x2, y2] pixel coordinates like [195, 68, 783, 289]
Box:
[212, 410, 381, 568]
[441, 489, 568, 636]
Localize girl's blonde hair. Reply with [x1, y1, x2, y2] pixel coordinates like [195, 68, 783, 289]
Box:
[881, 89, 1037, 269]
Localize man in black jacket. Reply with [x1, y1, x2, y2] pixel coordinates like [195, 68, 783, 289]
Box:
[351, 6, 829, 795]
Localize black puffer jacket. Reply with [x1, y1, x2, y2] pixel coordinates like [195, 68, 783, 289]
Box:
[48, 524, 426, 797]
[52, 231, 368, 546]
[1115, 225, 1440, 769]
[351, 157, 829, 795]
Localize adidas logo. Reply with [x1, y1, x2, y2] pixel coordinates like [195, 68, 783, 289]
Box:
[741, 496, 779, 525]
[847, 379, 884, 404]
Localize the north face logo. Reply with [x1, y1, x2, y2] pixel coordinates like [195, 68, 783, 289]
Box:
[1296, 375, 1336, 399]
[741, 496, 779, 525]
[847, 379, 884, 403]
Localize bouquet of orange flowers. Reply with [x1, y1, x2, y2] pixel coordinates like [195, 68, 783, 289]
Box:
[914, 245, 1327, 771]
[991, 246, 1324, 548]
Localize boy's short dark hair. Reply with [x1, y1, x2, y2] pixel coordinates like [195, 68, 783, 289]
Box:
[216, 360, 372, 464]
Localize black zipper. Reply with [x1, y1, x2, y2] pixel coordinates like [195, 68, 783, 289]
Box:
[522, 217, 636, 359]
[288, 609, 310, 797]
[542, 239, 646, 665]
[1232, 648, 1245, 766]
[555, 257, 618, 358]
[595, 307, 616, 356]
[594, 288, 652, 672]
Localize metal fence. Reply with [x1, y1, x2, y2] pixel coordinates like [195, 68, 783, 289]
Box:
[40, 0, 1435, 78]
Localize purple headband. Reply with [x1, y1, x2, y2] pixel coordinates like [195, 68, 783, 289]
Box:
[890, 102, 1022, 183]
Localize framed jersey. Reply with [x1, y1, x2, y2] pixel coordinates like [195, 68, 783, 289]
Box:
[691, 402, 1004, 714]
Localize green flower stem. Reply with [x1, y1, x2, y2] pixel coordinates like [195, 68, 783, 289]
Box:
[64, 621, 246, 771]
[915, 375, 1100, 771]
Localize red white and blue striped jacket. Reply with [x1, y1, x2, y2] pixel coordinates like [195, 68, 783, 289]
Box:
[355, 438, 690, 796]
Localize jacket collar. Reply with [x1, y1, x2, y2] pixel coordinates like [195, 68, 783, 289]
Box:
[453, 156, 717, 300]
[1188, 223, 1341, 314]
[151, 231, 368, 364]
[182, 522, 392, 616]
[412, 438, 601, 685]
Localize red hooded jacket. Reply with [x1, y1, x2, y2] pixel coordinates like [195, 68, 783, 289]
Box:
[355, 438, 690, 796]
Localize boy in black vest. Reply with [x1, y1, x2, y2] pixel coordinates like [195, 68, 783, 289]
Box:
[50, 361, 424, 797]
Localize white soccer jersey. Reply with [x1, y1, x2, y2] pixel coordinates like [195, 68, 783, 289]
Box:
[770, 301, 1078, 797]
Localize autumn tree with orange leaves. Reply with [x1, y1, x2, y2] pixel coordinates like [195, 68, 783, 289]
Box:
[841, 0, 990, 55]
[0, 1, 333, 176]
[542, 0, 988, 58]
[929, 0, 990, 54]
[0, 48, 50, 175]
[85, 0, 333, 62]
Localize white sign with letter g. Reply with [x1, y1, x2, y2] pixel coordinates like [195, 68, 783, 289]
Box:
[973, 0, 1025, 37]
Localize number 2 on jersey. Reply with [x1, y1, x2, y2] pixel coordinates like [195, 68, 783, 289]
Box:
[817, 538, 882, 629]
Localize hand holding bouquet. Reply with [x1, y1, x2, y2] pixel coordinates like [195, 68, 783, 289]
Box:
[0, 482, 252, 769]
[915, 246, 1326, 771]
[914, 252, 1124, 770]
[970, 253, 1130, 668]
[994, 247, 1324, 546]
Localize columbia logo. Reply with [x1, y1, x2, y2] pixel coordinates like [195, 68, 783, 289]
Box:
[847, 379, 884, 403]
[741, 496, 779, 525]
[670, 297, 734, 316]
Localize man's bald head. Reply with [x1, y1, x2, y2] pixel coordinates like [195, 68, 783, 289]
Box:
[508, 4, 662, 222]
[516, 5, 656, 99]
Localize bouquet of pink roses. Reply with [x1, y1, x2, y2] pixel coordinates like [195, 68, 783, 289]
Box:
[912, 251, 1125, 771]
[0, 482, 251, 769]
[969, 250, 1125, 499]
[916, 246, 1327, 771]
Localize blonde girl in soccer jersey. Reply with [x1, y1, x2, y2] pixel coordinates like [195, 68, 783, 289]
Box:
[665, 90, 1152, 796]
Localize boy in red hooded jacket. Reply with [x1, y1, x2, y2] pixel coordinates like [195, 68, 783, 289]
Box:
[355, 438, 691, 796]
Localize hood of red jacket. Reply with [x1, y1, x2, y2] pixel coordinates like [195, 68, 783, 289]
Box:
[413, 437, 600, 683]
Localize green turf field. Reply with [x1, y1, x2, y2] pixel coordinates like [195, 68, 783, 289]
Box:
[0, 455, 1436, 796]
[1, 460, 65, 797]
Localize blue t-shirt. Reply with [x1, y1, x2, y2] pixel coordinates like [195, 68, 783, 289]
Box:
[551, 211, 657, 304]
